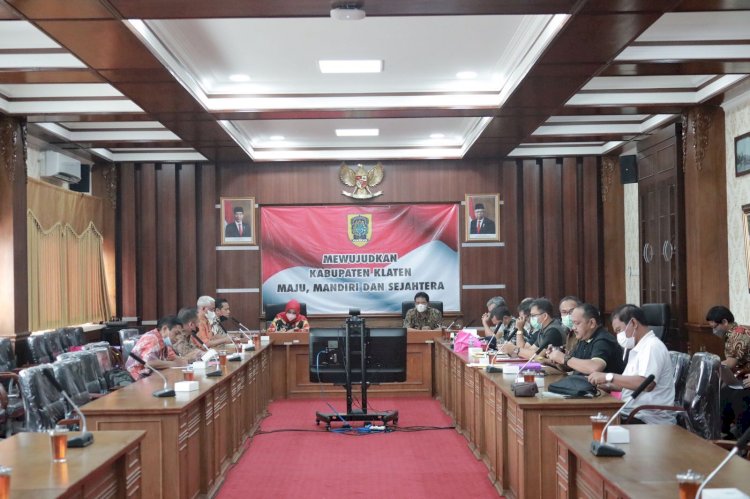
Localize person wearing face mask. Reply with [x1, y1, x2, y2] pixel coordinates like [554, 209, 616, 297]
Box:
[587, 304, 675, 424]
[404, 292, 443, 332]
[547, 303, 625, 375]
[195, 295, 233, 348]
[559, 295, 582, 353]
[506, 298, 565, 360]
[480, 305, 514, 349]
[124, 315, 188, 380]
[706, 305, 750, 438]
[268, 299, 310, 332]
[172, 307, 204, 361]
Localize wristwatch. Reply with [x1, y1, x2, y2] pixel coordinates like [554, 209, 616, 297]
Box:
[605, 373, 614, 383]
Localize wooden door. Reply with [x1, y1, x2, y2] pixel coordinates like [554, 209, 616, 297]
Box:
[638, 124, 687, 350]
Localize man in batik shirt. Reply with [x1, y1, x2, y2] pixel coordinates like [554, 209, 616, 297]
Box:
[125, 315, 187, 380]
[404, 292, 443, 332]
[706, 305, 750, 438]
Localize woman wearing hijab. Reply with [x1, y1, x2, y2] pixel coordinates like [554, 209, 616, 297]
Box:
[267, 299, 310, 332]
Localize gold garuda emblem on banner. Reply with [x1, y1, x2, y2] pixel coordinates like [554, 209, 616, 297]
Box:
[347, 214, 372, 247]
[339, 162, 384, 199]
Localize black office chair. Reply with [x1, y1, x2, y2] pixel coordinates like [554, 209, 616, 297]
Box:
[401, 300, 444, 319]
[59, 350, 108, 395]
[45, 330, 65, 359]
[52, 359, 91, 408]
[641, 303, 670, 340]
[626, 352, 721, 439]
[265, 302, 308, 322]
[669, 351, 691, 406]
[0, 338, 16, 374]
[0, 338, 24, 437]
[26, 334, 54, 365]
[17, 364, 68, 431]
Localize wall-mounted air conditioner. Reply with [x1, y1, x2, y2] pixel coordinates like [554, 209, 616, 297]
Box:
[42, 150, 82, 184]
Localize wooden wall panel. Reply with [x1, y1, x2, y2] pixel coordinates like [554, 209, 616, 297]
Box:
[601, 157, 626, 313]
[118, 165, 137, 319]
[500, 160, 521, 309]
[522, 159, 543, 297]
[197, 164, 217, 297]
[117, 157, 605, 328]
[156, 164, 177, 315]
[561, 157, 582, 299]
[542, 158, 563, 302]
[581, 156, 603, 306]
[177, 164, 198, 309]
[136, 164, 157, 323]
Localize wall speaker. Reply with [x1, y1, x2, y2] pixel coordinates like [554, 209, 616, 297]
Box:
[619, 155, 638, 184]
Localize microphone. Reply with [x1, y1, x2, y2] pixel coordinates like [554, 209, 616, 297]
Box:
[695, 425, 750, 497]
[225, 335, 242, 361]
[191, 332, 223, 377]
[590, 374, 656, 457]
[128, 352, 175, 398]
[42, 369, 94, 447]
[227, 316, 256, 350]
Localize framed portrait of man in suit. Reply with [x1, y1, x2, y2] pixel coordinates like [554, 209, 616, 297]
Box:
[465, 194, 500, 242]
[221, 197, 255, 245]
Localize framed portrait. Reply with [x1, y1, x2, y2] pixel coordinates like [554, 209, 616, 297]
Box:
[736, 132, 750, 177]
[220, 197, 255, 245]
[465, 194, 500, 242]
[743, 204, 750, 293]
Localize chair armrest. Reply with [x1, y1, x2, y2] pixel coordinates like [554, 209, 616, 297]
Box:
[625, 404, 686, 423]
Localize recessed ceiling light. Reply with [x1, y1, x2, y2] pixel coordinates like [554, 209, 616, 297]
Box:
[269, 135, 285, 141]
[229, 74, 251, 82]
[335, 128, 379, 137]
[430, 133, 445, 139]
[330, 4, 366, 21]
[319, 60, 383, 74]
[456, 71, 477, 80]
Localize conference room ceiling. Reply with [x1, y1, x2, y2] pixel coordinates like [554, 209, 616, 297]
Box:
[1, 1, 749, 164]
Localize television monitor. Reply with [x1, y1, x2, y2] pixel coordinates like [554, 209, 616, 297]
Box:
[309, 327, 407, 384]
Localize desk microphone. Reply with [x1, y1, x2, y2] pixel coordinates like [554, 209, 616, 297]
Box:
[228, 317, 256, 351]
[191, 332, 223, 377]
[128, 352, 176, 398]
[696, 425, 750, 497]
[590, 374, 655, 457]
[42, 369, 94, 447]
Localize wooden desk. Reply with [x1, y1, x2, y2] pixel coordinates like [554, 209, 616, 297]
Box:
[551, 425, 750, 498]
[83, 346, 271, 499]
[0, 430, 144, 498]
[434, 341, 622, 499]
[268, 331, 440, 399]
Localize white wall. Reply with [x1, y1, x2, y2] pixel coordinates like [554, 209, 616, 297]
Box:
[723, 80, 750, 323]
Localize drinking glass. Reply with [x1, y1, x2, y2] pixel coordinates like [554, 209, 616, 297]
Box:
[49, 426, 69, 463]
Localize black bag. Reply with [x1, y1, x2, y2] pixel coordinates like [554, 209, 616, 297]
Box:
[104, 368, 134, 389]
[511, 381, 539, 397]
[548, 374, 598, 397]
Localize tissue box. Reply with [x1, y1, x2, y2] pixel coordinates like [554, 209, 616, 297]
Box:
[175, 381, 199, 392]
[260, 335, 270, 344]
[192, 361, 207, 370]
[605, 425, 630, 444]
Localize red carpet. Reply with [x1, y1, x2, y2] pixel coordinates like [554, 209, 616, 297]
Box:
[217, 397, 500, 498]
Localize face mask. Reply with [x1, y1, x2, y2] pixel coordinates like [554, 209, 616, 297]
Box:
[416, 304, 427, 313]
[712, 327, 726, 339]
[562, 315, 573, 329]
[529, 317, 540, 331]
[286, 312, 297, 321]
[617, 322, 635, 350]
[163, 335, 173, 348]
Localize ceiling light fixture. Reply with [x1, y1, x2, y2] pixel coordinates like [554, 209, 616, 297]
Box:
[336, 128, 379, 137]
[456, 71, 477, 80]
[229, 74, 251, 82]
[269, 135, 285, 141]
[330, 2, 366, 21]
[319, 59, 382, 74]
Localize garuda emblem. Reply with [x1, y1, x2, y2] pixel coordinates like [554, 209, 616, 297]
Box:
[339, 162, 384, 199]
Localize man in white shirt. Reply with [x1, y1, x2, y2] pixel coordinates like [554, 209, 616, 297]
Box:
[588, 304, 675, 424]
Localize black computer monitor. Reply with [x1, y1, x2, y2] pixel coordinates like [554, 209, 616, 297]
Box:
[309, 327, 407, 384]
